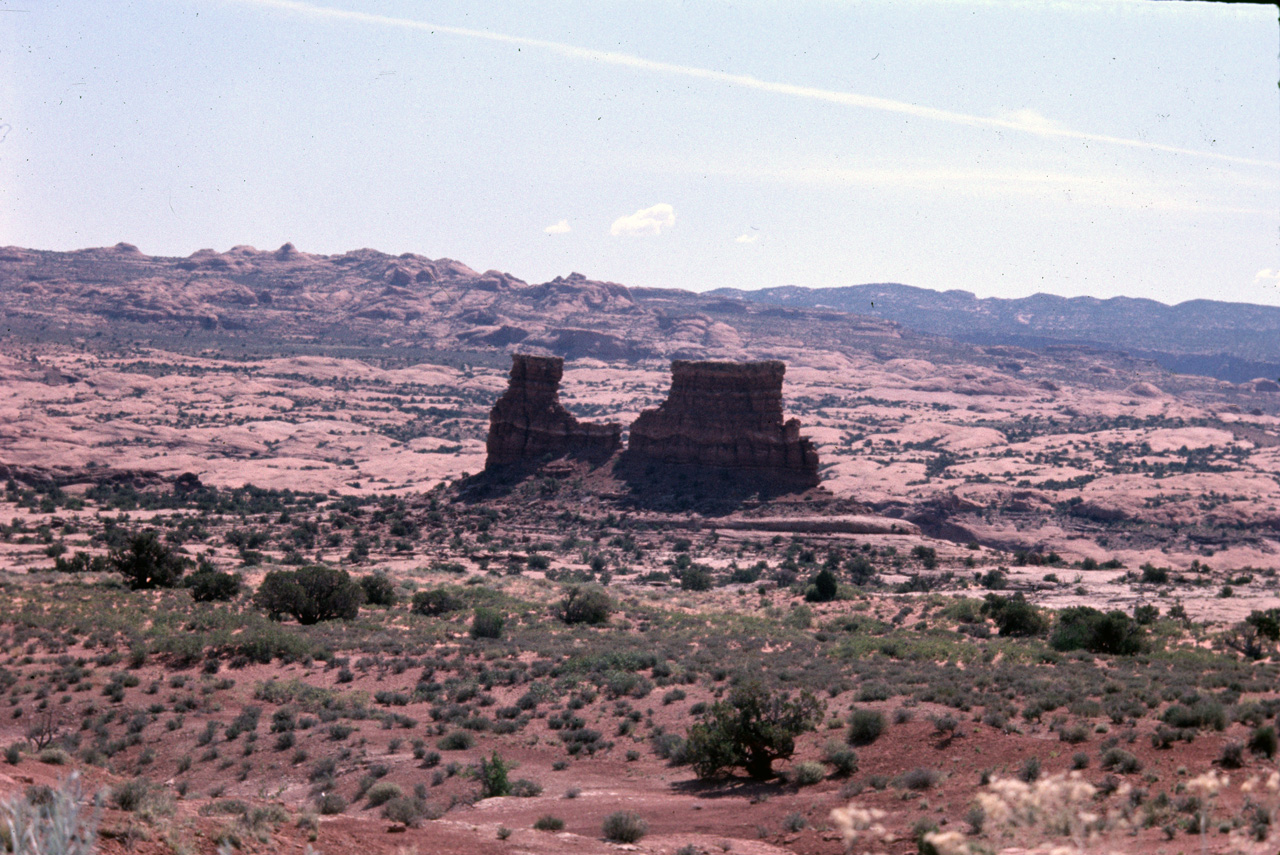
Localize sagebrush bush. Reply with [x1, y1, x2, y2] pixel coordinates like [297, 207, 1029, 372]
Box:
[789, 760, 827, 786]
[847, 708, 885, 746]
[1250, 725, 1278, 759]
[557, 585, 613, 625]
[364, 782, 402, 807]
[470, 607, 505, 639]
[534, 814, 564, 831]
[602, 810, 648, 843]
[0, 772, 98, 855]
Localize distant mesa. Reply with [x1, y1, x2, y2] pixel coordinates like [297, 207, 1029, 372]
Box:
[484, 354, 621, 470]
[483, 355, 820, 493]
[628, 360, 820, 490]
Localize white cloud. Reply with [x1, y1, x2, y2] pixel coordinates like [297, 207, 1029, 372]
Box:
[235, 0, 1279, 170]
[735, 233, 759, 243]
[1255, 269, 1280, 282]
[610, 204, 675, 237]
[544, 219, 571, 235]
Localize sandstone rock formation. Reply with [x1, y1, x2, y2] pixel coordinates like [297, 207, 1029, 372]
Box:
[485, 354, 621, 469]
[627, 360, 819, 489]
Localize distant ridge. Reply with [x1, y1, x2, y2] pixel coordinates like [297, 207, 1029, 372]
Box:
[710, 283, 1280, 384]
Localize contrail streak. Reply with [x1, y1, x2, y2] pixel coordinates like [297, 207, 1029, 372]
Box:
[234, 0, 1278, 170]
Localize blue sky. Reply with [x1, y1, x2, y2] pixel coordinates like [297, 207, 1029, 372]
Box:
[2, 0, 1277, 305]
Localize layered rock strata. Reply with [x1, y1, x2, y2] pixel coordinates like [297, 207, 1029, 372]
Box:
[628, 360, 820, 489]
[485, 355, 621, 469]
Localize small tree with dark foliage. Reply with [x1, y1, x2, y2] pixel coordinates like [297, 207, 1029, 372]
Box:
[112, 531, 189, 590]
[685, 679, 824, 780]
[410, 588, 464, 616]
[185, 569, 242, 602]
[255, 566, 364, 625]
[360, 572, 397, 607]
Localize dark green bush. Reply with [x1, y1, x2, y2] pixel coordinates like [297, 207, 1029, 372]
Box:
[804, 568, 839, 603]
[982, 594, 1045, 637]
[1246, 609, 1280, 641]
[684, 680, 823, 780]
[254, 566, 364, 624]
[470, 607, 505, 639]
[847, 708, 886, 746]
[185, 569, 242, 602]
[112, 531, 189, 590]
[360, 573, 397, 607]
[557, 585, 613, 625]
[533, 815, 564, 831]
[679, 566, 713, 591]
[1249, 725, 1277, 759]
[410, 588, 464, 616]
[1051, 606, 1145, 655]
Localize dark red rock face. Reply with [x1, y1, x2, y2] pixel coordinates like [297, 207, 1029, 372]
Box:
[484, 355, 621, 469]
[628, 360, 819, 488]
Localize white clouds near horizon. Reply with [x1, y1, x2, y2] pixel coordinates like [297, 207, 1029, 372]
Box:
[611, 204, 675, 237]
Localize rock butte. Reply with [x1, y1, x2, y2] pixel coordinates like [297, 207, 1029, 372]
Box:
[629, 359, 820, 489]
[484, 354, 621, 469]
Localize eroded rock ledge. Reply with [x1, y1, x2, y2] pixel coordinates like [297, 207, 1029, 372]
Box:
[484, 355, 621, 469]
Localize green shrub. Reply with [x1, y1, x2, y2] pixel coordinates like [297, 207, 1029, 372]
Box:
[185, 569, 242, 602]
[847, 708, 886, 746]
[1100, 748, 1141, 774]
[478, 752, 511, 798]
[601, 811, 648, 843]
[1246, 608, 1280, 641]
[0, 771, 98, 855]
[110, 778, 153, 812]
[364, 782, 402, 807]
[679, 566, 713, 591]
[510, 778, 542, 797]
[533, 815, 564, 831]
[380, 796, 426, 827]
[254, 565, 364, 624]
[789, 760, 827, 786]
[1249, 725, 1277, 759]
[112, 531, 189, 590]
[557, 585, 613, 625]
[981, 594, 1045, 637]
[360, 573, 397, 607]
[1051, 606, 1145, 655]
[470, 607, 505, 639]
[438, 732, 474, 751]
[684, 680, 824, 780]
[804, 568, 839, 603]
[410, 588, 464, 616]
[824, 744, 859, 777]
[316, 792, 346, 815]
